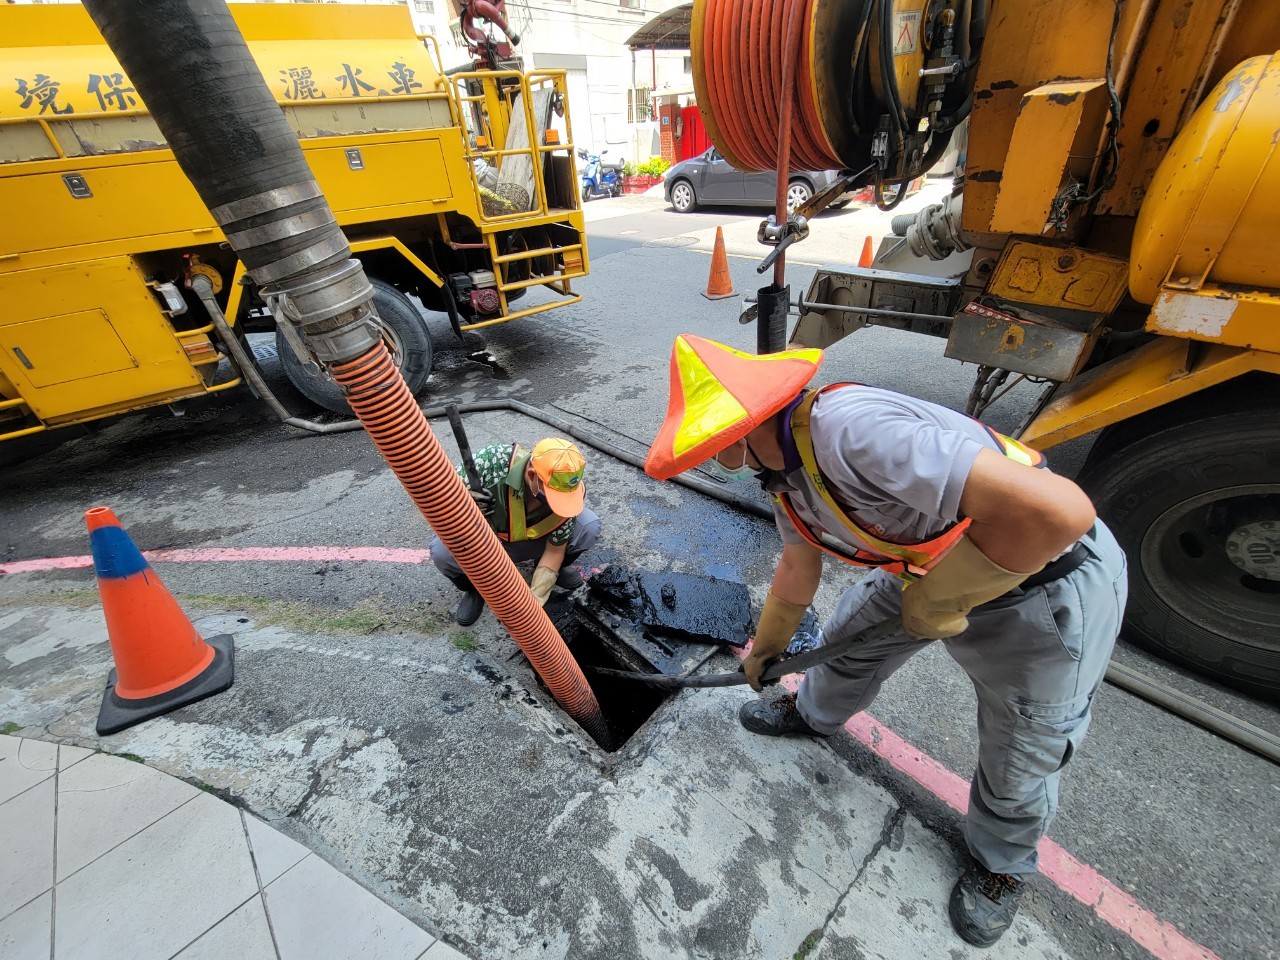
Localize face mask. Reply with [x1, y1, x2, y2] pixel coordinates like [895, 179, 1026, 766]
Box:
[710, 441, 758, 481]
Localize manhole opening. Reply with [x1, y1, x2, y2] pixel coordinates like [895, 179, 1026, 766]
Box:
[538, 568, 750, 751]
[561, 603, 671, 751]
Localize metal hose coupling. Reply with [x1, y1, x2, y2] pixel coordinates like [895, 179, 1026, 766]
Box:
[263, 259, 381, 365]
[208, 181, 380, 366]
[891, 195, 970, 261]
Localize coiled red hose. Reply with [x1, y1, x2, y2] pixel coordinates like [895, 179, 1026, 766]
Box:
[330, 342, 610, 747]
[695, 0, 844, 173]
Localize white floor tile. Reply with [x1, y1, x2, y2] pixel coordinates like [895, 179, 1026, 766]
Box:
[421, 942, 470, 960]
[0, 778, 54, 921]
[56, 745, 94, 772]
[54, 791, 259, 960]
[243, 813, 310, 886]
[0, 889, 51, 960]
[0, 737, 56, 805]
[265, 854, 433, 960]
[174, 895, 276, 960]
[57, 752, 199, 878]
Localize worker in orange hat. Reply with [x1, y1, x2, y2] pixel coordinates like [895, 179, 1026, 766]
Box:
[429, 437, 600, 626]
[644, 334, 1126, 947]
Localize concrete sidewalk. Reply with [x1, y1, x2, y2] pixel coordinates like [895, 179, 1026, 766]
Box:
[0, 602, 1090, 960]
[0, 734, 469, 960]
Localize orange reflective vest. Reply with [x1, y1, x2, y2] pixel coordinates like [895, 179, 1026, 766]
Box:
[493, 445, 569, 543]
[778, 384, 1046, 581]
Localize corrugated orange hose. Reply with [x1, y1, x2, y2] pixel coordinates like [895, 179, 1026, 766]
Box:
[330, 342, 610, 747]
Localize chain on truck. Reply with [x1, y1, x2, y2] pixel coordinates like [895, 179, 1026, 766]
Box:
[686, 0, 1280, 699]
[0, 1, 586, 422]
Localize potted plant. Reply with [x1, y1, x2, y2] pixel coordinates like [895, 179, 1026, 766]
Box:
[622, 157, 670, 194]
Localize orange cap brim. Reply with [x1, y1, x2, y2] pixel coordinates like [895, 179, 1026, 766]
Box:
[544, 482, 586, 518]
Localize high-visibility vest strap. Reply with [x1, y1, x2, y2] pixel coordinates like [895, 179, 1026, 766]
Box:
[497, 446, 567, 543]
[784, 384, 1047, 575]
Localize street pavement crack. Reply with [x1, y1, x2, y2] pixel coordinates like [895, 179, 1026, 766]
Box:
[799, 804, 906, 958]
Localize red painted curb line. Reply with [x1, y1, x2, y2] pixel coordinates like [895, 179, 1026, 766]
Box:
[2, 546, 1221, 960]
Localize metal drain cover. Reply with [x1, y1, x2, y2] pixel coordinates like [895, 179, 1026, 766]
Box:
[644, 235, 700, 248]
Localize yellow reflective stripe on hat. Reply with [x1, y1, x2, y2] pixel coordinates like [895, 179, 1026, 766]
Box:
[671, 336, 751, 458]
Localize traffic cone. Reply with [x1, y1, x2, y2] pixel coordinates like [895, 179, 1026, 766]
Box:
[87, 507, 234, 735]
[703, 226, 736, 300]
[858, 236, 875, 268]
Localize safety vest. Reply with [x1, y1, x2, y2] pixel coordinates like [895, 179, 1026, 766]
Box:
[493, 445, 568, 543]
[779, 384, 1046, 581]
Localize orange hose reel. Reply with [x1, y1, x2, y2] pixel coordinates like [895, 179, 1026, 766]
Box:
[693, 0, 850, 173]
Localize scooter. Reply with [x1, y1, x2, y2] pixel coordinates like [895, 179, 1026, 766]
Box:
[579, 148, 621, 201]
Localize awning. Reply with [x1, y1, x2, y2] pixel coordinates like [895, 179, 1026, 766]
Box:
[625, 2, 693, 51]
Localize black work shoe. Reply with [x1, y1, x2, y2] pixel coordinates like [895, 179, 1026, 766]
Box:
[738, 693, 827, 738]
[949, 861, 1026, 947]
[455, 590, 484, 626]
[556, 565, 584, 590]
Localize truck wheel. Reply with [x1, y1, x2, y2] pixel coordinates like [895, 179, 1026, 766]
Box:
[1079, 404, 1280, 699]
[276, 278, 433, 416]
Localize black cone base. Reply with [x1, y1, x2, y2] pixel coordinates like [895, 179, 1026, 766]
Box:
[96, 634, 235, 736]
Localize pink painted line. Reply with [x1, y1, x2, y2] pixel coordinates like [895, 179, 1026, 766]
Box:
[768, 673, 1221, 960]
[0, 555, 94, 575]
[0, 546, 432, 577]
[0, 547, 1223, 960]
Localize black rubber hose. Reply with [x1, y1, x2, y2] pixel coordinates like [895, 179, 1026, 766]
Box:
[416, 400, 775, 522]
[82, 0, 347, 280]
[1105, 661, 1279, 764]
[755, 283, 791, 355]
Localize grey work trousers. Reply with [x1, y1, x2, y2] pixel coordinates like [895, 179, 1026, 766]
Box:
[797, 522, 1127, 878]
[428, 507, 602, 590]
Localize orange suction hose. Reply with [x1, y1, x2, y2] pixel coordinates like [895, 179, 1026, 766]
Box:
[330, 341, 610, 747]
[694, 0, 844, 173]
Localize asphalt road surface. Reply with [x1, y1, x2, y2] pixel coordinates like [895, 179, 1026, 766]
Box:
[2, 191, 1276, 960]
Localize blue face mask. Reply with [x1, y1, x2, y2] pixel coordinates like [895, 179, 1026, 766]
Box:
[710, 441, 758, 481]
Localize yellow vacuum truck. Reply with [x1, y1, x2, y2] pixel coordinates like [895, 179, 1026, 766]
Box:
[691, 0, 1280, 697]
[0, 2, 589, 423]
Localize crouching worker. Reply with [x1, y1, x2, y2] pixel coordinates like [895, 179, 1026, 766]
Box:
[644, 335, 1127, 948]
[430, 437, 601, 626]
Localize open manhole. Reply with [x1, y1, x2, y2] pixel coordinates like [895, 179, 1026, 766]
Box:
[542, 567, 753, 751]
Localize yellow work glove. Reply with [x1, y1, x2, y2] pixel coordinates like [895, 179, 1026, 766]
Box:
[743, 590, 809, 692]
[900, 537, 1040, 640]
[530, 565, 558, 606]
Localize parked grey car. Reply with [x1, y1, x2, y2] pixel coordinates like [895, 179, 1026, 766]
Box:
[663, 147, 850, 213]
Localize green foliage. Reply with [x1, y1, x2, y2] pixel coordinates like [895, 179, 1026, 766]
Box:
[635, 156, 671, 177]
[451, 632, 479, 652]
[0, 722, 20, 735]
[793, 931, 821, 960]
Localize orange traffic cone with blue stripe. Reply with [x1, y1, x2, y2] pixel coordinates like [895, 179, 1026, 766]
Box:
[88, 506, 234, 735]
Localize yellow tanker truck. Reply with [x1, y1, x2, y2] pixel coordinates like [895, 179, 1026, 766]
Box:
[691, 0, 1280, 697]
[0, 2, 588, 424]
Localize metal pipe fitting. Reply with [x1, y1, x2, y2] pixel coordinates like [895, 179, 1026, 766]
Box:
[891, 195, 970, 261]
[262, 259, 380, 364]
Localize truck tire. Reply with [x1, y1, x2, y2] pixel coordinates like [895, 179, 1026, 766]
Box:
[276, 278, 433, 415]
[1078, 404, 1280, 700]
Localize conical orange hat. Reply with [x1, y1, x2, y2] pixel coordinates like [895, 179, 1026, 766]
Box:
[645, 335, 823, 480]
